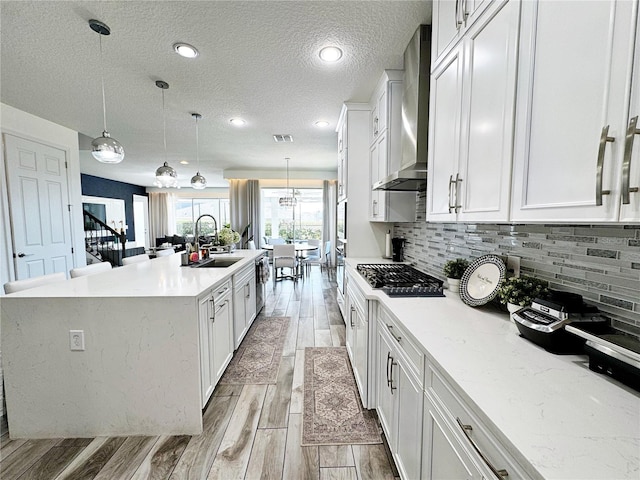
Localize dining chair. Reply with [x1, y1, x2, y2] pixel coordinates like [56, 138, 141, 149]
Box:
[273, 244, 298, 285]
[70, 262, 112, 278]
[155, 248, 175, 257]
[321, 241, 332, 270]
[303, 239, 321, 274]
[4, 272, 67, 294]
[122, 253, 150, 266]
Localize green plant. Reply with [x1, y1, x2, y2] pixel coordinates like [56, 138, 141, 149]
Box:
[443, 258, 470, 280]
[497, 276, 549, 306]
[218, 226, 240, 246]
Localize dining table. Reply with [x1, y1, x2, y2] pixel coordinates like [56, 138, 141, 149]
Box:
[262, 243, 319, 277]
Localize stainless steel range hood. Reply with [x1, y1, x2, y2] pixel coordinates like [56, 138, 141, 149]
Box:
[374, 25, 431, 192]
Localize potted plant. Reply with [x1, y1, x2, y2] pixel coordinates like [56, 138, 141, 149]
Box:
[497, 276, 549, 313]
[443, 258, 470, 295]
[218, 225, 241, 251]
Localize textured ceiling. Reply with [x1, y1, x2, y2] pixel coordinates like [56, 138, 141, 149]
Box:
[1, 1, 431, 188]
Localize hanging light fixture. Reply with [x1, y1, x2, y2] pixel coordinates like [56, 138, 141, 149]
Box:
[89, 19, 124, 164]
[279, 157, 297, 206]
[154, 80, 178, 188]
[190, 113, 207, 189]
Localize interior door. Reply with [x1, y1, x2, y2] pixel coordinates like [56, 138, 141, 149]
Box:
[133, 194, 150, 248]
[4, 133, 73, 279]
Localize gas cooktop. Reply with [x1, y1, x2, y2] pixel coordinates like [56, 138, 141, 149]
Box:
[356, 263, 444, 297]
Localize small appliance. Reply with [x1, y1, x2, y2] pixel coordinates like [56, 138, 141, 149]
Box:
[391, 237, 406, 262]
[356, 264, 444, 297]
[512, 291, 608, 353]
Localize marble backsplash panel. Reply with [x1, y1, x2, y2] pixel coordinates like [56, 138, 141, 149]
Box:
[393, 222, 640, 338]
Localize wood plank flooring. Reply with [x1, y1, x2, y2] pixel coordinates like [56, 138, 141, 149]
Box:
[0, 266, 398, 479]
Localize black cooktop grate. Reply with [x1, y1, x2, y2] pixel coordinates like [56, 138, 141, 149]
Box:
[356, 264, 444, 297]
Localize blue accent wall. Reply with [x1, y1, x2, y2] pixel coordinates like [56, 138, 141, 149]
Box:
[81, 174, 147, 241]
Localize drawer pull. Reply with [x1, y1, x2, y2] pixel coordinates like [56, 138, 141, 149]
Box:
[456, 418, 509, 479]
[350, 306, 356, 327]
[386, 324, 401, 343]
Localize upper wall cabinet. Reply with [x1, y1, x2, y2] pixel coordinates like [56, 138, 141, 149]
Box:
[427, 0, 520, 222]
[432, 0, 490, 67]
[511, 0, 639, 222]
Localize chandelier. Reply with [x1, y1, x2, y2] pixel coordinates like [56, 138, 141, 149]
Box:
[279, 157, 297, 206]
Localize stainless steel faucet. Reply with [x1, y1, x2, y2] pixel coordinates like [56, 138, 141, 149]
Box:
[194, 214, 218, 250]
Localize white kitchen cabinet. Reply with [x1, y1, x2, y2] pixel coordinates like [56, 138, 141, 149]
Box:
[511, 0, 638, 222]
[368, 70, 418, 223]
[198, 280, 233, 408]
[345, 277, 370, 407]
[376, 307, 424, 480]
[428, 0, 520, 223]
[232, 263, 257, 349]
[423, 360, 530, 479]
[432, 0, 491, 68]
[337, 120, 348, 202]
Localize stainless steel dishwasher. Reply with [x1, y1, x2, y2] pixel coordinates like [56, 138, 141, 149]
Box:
[255, 252, 267, 313]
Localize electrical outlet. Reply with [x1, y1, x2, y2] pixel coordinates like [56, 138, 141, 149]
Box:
[69, 330, 85, 351]
[506, 256, 521, 278]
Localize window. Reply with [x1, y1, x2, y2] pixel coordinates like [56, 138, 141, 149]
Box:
[261, 188, 323, 242]
[175, 198, 229, 237]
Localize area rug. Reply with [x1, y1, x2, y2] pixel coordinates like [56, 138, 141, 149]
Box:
[218, 316, 290, 384]
[302, 347, 381, 446]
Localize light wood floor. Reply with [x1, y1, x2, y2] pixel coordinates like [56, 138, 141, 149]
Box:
[0, 266, 399, 480]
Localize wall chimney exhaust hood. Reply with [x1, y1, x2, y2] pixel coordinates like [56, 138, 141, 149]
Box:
[374, 25, 431, 192]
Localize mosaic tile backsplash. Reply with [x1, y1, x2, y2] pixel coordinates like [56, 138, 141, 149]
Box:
[393, 222, 640, 339]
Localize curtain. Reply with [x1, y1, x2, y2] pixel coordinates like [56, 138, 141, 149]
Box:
[148, 192, 175, 244]
[229, 179, 261, 248]
[322, 180, 337, 265]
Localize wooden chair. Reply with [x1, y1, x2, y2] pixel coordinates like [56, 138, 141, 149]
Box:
[122, 253, 150, 266]
[4, 272, 66, 294]
[273, 244, 298, 285]
[70, 262, 112, 278]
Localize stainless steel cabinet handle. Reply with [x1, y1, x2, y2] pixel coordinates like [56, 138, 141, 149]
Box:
[596, 125, 615, 205]
[372, 199, 378, 216]
[462, 0, 469, 20]
[389, 357, 397, 393]
[386, 324, 401, 343]
[209, 297, 215, 321]
[350, 305, 355, 327]
[373, 117, 379, 136]
[456, 418, 509, 479]
[454, 173, 463, 213]
[622, 117, 640, 204]
[217, 286, 229, 295]
[386, 352, 392, 387]
[245, 283, 250, 298]
[448, 175, 456, 213]
[455, 0, 463, 27]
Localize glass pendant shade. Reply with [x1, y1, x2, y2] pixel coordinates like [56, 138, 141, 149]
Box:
[191, 172, 207, 189]
[91, 130, 124, 164]
[155, 161, 178, 188]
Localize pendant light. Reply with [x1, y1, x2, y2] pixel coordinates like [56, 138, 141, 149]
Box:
[190, 113, 207, 189]
[89, 19, 125, 164]
[154, 80, 178, 188]
[279, 157, 297, 207]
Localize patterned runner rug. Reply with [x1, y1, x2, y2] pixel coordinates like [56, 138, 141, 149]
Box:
[302, 347, 381, 446]
[218, 316, 290, 384]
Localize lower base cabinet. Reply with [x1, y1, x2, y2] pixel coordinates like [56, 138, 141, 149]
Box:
[376, 317, 423, 480]
[198, 280, 234, 408]
[232, 264, 257, 349]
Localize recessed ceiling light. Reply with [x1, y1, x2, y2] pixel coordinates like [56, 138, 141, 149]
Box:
[315, 121, 330, 128]
[319, 46, 343, 62]
[230, 118, 246, 126]
[173, 43, 199, 58]
[180, 160, 189, 165]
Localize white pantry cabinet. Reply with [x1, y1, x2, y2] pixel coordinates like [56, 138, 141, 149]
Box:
[511, 0, 638, 222]
[368, 70, 417, 223]
[376, 307, 424, 480]
[427, 0, 519, 223]
[198, 279, 233, 408]
[232, 263, 257, 349]
[431, 0, 491, 68]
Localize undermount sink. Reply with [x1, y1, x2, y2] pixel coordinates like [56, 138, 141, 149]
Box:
[193, 257, 242, 268]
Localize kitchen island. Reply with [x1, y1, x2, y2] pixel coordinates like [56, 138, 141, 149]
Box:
[1, 250, 264, 439]
[346, 257, 639, 480]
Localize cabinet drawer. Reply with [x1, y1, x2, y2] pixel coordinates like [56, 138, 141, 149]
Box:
[212, 280, 232, 303]
[347, 279, 367, 315]
[378, 306, 423, 382]
[426, 362, 529, 479]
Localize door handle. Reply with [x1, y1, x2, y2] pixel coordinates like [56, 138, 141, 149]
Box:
[448, 175, 455, 213]
[386, 352, 392, 387]
[622, 117, 640, 204]
[389, 356, 397, 393]
[454, 173, 463, 213]
[596, 124, 615, 205]
[16, 252, 34, 258]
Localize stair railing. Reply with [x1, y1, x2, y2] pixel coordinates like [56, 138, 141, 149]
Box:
[83, 210, 127, 265]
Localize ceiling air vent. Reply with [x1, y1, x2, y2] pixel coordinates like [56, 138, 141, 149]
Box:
[273, 134, 293, 143]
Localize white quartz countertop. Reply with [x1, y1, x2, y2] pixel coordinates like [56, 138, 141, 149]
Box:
[347, 258, 640, 480]
[4, 250, 266, 298]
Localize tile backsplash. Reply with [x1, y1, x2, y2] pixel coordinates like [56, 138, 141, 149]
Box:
[393, 222, 640, 339]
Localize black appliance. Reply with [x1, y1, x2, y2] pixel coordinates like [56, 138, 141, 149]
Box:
[357, 263, 444, 297]
[391, 237, 406, 262]
[512, 291, 608, 353]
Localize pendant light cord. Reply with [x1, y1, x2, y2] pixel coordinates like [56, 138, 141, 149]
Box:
[195, 115, 200, 173]
[162, 89, 167, 162]
[99, 34, 108, 133]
